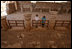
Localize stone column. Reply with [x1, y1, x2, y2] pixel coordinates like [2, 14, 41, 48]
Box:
[49, 20, 55, 30]
[30, 6, 32, 12]
[1, 16, 9, 30]
[19, 1, 23, 12]
[40, 9, 42, 12]
[16, 1, 21, 11]
[24, 14, 32, 31]
[6, 2, 16, 14]
[49, 14, 57, 30]
[31, 3, 36, 12]
[20, 3, 23, 12]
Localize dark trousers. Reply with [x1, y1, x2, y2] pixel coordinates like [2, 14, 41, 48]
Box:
[35, 21, 38, 28]
[42, 23, 45, 27]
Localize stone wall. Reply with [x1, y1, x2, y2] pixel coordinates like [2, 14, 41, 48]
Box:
[1, 16, 9, 30]
[6, 2, 16, 14]
[17, 1, 31, 12]
[16, 1, 71, 13]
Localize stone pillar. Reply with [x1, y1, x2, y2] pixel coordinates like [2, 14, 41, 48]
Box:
[49, 14, 57, 30]
[31, 3, 36, 12]
[6, 2, 16, 14]
[16, 1, 21, 11]
[40, 9, 42, 12]
[49, 20, 55, 30]
[20, 2, 23, 12]
[1, 16, 9, 30]
[24, 14, 32, 31]
[30, 6, 32, 12]
[21, 5, 23, 12]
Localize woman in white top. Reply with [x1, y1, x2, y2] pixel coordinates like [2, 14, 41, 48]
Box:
[35, 14, 39, 21]
[35, 14, 39, 28]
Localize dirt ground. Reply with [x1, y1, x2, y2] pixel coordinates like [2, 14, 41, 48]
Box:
[1, 27, 71, 48]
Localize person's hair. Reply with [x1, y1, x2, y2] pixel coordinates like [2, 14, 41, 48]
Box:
[43, 16, 46, 18]
[36, 14, 38, 16]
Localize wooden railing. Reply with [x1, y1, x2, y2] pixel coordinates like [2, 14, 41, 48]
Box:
[32, 8, 49, 12]
[32, 20, 49, 27]
[23, 8, 30, 12]
[42, 8, 49, 12]
[53, 20, 71, 30]
[32, 8, 41, 12]
[7, 20, 25, 28]
[7, 20, 71, 30]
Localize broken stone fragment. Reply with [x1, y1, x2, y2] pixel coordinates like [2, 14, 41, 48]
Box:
[20, 41, 23, 44]
[2, 41, 7, 44]
[6, 43, 21, 48]
[35, 42, 41, 48]
[51, 45, 57, 48]
[57, 33, 63, 38]
[28, 41, 40, 48]
[57, 33, 61, 38]
[17, 35, 22, 39]
[35, 45, 41, 48]
[21, 33, 24, 38]
[17, 33, 24, 39]
[48, 41, 55, 44]
[36, 42, 40, 45]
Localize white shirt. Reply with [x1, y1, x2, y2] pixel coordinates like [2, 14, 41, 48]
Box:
[35, 16, 39, 21]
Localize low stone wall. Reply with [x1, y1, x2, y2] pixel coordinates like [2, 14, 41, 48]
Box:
[6, 2, 16, 14]
[1, 16, 9, 30]
[24, 14, 32, 31]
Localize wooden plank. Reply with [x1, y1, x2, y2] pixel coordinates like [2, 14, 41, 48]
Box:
[54, 20, 71, 30]
[23, 20, 25, 28]
[7, 20, 25, 28]
[32, 20, 49, 27]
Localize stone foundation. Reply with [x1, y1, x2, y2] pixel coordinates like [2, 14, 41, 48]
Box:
[24, 14, 32, 31]
[1, 16, 9, 30]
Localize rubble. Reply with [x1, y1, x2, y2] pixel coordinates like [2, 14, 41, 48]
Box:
[17, 33, 24, 39]
[6, 43, 21, 48]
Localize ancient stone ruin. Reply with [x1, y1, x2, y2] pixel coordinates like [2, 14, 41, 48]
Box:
[1, 1, 71, 48]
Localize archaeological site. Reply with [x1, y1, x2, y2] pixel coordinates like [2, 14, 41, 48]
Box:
[1, 1, 71, 48]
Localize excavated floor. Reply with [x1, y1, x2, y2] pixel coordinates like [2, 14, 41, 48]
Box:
[1, 27, 71, 48]
[1, 11, 71, 48]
